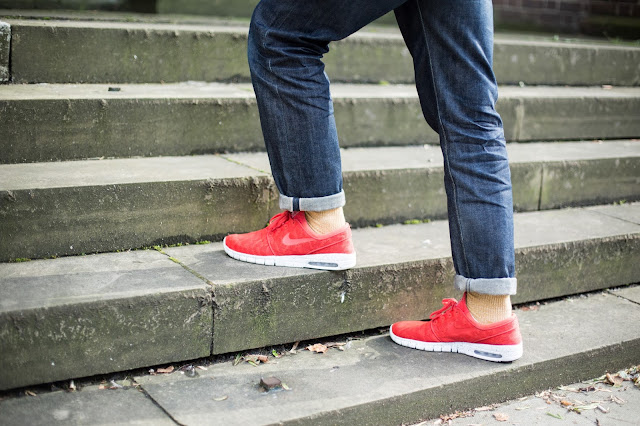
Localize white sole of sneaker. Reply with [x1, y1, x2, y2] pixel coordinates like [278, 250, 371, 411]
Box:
[389, 326, 523, 362]
[223, 239, 357, 271]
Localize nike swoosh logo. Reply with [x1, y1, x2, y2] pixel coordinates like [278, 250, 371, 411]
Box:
[282, 233, 317, 246]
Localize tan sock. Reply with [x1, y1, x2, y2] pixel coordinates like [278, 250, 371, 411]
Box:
[305, 207, 346, 235]
[465, 292, 512, 324]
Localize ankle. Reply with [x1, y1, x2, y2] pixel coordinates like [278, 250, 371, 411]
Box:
[305, 207, 346, 235]
[465, 292, 512, 324]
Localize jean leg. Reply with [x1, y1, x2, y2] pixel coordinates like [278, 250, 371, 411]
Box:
[394, 0, 516, 295]
[249, 0, 405, 211]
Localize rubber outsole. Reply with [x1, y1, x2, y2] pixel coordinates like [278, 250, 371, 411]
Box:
[389, 326, 523, 363]
[223, 238, 357, 271]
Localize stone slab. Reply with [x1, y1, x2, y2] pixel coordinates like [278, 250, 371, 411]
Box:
[5, 18, 640, 86]
[133, 293, 640, 425]
[0, 20, 8, 82]
[2, 83, 639, 163]
[0, 155, 277, 261]
[0, 385, 174, 426]
[0, 250, 213, 390]
[2, 141, 638, 261]
[162, 205, 640, 355]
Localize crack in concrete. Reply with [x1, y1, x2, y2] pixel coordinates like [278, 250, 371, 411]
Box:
[135, 380, 184, 426]
[152, 247, 217, 356]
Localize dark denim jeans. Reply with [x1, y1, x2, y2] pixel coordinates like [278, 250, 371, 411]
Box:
[248, 0, 517, 295]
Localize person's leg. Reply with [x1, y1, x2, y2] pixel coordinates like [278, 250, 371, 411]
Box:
[224, 0, 405, 270]
[390, 0, 521, 361]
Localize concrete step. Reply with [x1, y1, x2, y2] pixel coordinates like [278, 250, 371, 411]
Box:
[1, 295, 639, 426]
[2, 83, 640, 164]
[1, 140, 638, 262]
[0, 203, 638, 390]
[2, 15, 639, 86]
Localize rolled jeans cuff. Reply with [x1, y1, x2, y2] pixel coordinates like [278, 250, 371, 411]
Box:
[454, 275, 517, 296]
[279, 190, 346, 212]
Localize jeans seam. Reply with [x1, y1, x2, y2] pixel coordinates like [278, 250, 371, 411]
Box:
[415, 0, 470, 277]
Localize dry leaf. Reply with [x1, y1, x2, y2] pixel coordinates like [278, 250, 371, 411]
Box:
[98, 384, 107, 390]
[307, 343, 328, 353]
[475, 405, 495, 411]
[560, 400, 573, 407]
[605, 373, 623, 386]
[25, 390, 36, 397]
[244, 354, 268, 365]
[213, 395, 228, 401]
[493, 412, 509, 422]
[157, 366, 174, 374]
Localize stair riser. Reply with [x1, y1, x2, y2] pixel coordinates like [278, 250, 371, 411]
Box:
[7, 22, 640, 85]
[0, 250, 213, 391]
[3, 94, 639, 163]
[1, 157, 638, 261]
[211, 234, 640, 354]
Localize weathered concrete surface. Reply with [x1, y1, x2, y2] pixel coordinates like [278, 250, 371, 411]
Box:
[588, 201, 640, 224]
[133, 293, 640, 425]
[5, 18, 640, 85]
[426, 376, 640, 425]
[2, 141, 637, 260]
[162, 205, 640, 355]
[3, 83, 640, 163]
[612, 285, 640, 304]
[0, 385, 174, 426]
[0, 20, 8, 82]
[0, 1, 143, 12]
[0, 155, 277, 261]
[0, 250, 213, 390]
[156, 0, 259, 18]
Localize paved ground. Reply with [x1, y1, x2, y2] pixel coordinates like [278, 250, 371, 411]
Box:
[416, 370, 640, 425]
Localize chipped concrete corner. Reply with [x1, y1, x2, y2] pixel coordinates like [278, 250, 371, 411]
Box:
[0, 21, 9, 83]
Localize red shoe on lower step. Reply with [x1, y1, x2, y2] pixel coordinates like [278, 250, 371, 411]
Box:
[223, 211, 356, 271]
[390, 294, 523, 362]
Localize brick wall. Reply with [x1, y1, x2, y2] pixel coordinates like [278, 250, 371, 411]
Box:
[493, 0, 640, 35]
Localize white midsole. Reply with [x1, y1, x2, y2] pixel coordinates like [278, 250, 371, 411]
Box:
[390, 326, 523, 362]
[223, 238, 356, 271]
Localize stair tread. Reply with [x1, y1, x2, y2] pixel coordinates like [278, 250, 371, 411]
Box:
[3, 82, 640, 100]
[1, 140, 638, 191]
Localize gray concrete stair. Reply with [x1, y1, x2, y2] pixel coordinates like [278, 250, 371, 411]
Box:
[2, 83, 640, 164]
[1, 289, 639, 424]
[1, 140, 638, 262]
[2, 15, 639, 86]
[0, 203, 638, 391]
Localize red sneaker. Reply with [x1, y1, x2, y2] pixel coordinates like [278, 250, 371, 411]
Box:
[223, 211, 356, 270]
[390, 294, 523, 362]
